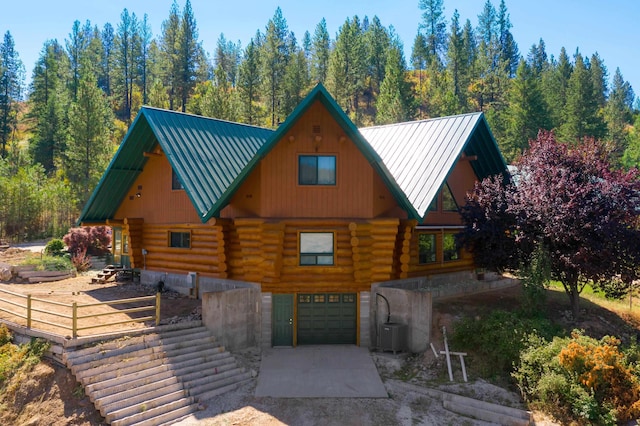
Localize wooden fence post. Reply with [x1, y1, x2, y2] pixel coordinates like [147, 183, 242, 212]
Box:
[72, 302, 78, 338]
[155, 292, 161, 326]
[26, 295, 31, 329]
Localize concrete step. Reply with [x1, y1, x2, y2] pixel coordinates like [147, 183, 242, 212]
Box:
[110, 397, 195, 426]
[74, 338, 223, 381]
[94, 376, 180, 411]
[64, 324, 252, 426]
[196, 378, 253, 402]
[106, 390, 190, 423]
[442, 393, 531, 426]
[187, 369, 252, 397]
[63, 323, 206, 363]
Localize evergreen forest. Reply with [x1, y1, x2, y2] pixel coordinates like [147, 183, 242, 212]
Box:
[0, 0, 639, 241]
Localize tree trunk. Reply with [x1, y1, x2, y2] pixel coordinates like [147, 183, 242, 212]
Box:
[567, 281, 581, 320]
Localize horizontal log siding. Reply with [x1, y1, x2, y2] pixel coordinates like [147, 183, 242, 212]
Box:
[115, 149, 202, 224]
[139, 221, 226, 277]
[225, 219, 402, 293]
[124, 217, 144, 269]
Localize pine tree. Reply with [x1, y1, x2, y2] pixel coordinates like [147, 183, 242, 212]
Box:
[99, 23, 115, 96]
[114, 8, 140, 123]
[328, 16, 366, 124]
[66, 20, 92, 101]
[418, 0, 446, 67]
[542, 47, 572, 130]
[376, 42, 414, 124]
[160, 1, 181, 110]
[0, 31, 25, 160]
[504, 59, 550, 161]
[214, 34, 241, 88]
[66, 58, 114, 205]
[310, 19, 330, 84]
[238, 39, 262, 125]
[139, 14, 153, 105]
[262, 7, 289, 127]
[177, 0, 201, 112]
[560, 52, 606, 143]
[526, 39, 547, 75]
[589, 52, 608, 109]
[497, 0, 519, 77]
[364, 16, 390, 109]
[28, 40, 69, 173]
[446, 9, 468, 110]
[606, 67, 635, 163]
[410, 33, 429, 118]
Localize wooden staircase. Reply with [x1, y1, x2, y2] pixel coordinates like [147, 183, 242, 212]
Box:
[63, 322, 253, 425]
[91, 265, 124, 284]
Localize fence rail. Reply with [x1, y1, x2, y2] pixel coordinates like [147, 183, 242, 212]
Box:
[0, 288, 160, 338]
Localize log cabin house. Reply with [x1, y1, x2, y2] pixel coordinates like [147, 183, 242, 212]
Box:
[79, 84, 508, 347]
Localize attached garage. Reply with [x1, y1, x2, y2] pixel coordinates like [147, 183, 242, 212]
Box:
[297, 293, 357, 345]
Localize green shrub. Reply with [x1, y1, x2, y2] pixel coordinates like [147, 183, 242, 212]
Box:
[513, 331, 640, 424]
[21, 255, 72, 271]
[44, 238, 65, 257]
[450, 309, 558, 378]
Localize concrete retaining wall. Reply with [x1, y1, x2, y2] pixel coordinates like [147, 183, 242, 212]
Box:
[140, 271, 260, 298]
[202, 287, 261, 351]
[371, 273, 518, 353]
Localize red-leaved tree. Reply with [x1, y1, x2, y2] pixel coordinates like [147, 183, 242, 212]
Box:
[461, 131, 640, 319]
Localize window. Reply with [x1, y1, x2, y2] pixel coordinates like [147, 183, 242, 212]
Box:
[418, 234, 436, 264]
[299, 155, 336, 185]
[169, 231, 191, 248]
[442, 184, 458, 211]
[443, 233, 459, 261]
[172, 169, 184, 190]
[299, 232, 334, 265]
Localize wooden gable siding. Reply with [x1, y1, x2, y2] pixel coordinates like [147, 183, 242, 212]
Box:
[223, 218, 400, 293]
[421, 157, 478, 226]
[114, 149, 202, 224]
[222, 101, 401, 219]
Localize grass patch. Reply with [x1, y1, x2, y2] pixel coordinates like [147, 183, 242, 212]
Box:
[20, 254, 73, 271]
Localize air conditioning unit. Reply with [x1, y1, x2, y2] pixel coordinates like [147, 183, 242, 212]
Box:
[379, 322, 406, 354]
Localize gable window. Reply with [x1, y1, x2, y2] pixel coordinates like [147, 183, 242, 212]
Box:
[442, 184, 458, 211]
[169, 231, 191, 248]
[172, 169, 184, 190]
[299, 232, 334, 265]
[443, 233, 459, 261]
[299, 155, 336, 185]
[418, 233, 436, 264]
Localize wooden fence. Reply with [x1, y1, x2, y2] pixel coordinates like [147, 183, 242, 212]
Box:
[0, 288, 160, 338]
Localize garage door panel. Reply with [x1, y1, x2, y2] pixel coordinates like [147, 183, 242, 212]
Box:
[297, 293, 356, 345]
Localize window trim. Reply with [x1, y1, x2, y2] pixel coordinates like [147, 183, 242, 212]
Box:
[168, 230, 191, 249]
[415, 227, 464, 264]
[298, 155, 336, 186]
[298, 231, 335, 266]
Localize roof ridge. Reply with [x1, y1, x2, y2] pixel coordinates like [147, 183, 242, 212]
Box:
[140, 106, 274, 132]
[359, 111, 482, 131]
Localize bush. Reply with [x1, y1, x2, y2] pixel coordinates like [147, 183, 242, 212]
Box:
[513, 330, 640, 424]
[21, 255, 73, 271]
[71, 248, 92, 273]
[44, 238, 65, 257]
[450, 310, 558, 378]
[63, 226, 111, 257]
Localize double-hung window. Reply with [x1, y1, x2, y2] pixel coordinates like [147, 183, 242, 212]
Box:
[299, 155, 336, 185]
[299, 232, 334, 265]
[169, 231, 191, 248]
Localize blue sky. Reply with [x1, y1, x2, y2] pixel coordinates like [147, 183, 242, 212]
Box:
[1, 0, 638, 102]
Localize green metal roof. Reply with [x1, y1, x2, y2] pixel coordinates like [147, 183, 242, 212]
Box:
[78, 107, 273, 223]
[79, 84, 508, 225]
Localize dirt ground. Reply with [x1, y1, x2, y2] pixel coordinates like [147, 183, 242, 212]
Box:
[1, 246, 637, 425]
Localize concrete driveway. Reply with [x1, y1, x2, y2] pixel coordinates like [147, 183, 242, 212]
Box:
[254, 345, 388, 398]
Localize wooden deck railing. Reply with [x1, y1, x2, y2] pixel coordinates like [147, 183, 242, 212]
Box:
[0, 288, 160, 338]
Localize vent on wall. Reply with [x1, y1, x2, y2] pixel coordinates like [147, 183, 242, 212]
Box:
[312, 125, 321, 134]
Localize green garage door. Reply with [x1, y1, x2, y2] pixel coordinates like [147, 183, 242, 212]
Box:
[297, 293, 357, 345]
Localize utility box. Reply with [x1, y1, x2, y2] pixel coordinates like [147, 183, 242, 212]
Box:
[187, 272, 198, 298]
[379, 322, 406, 354]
